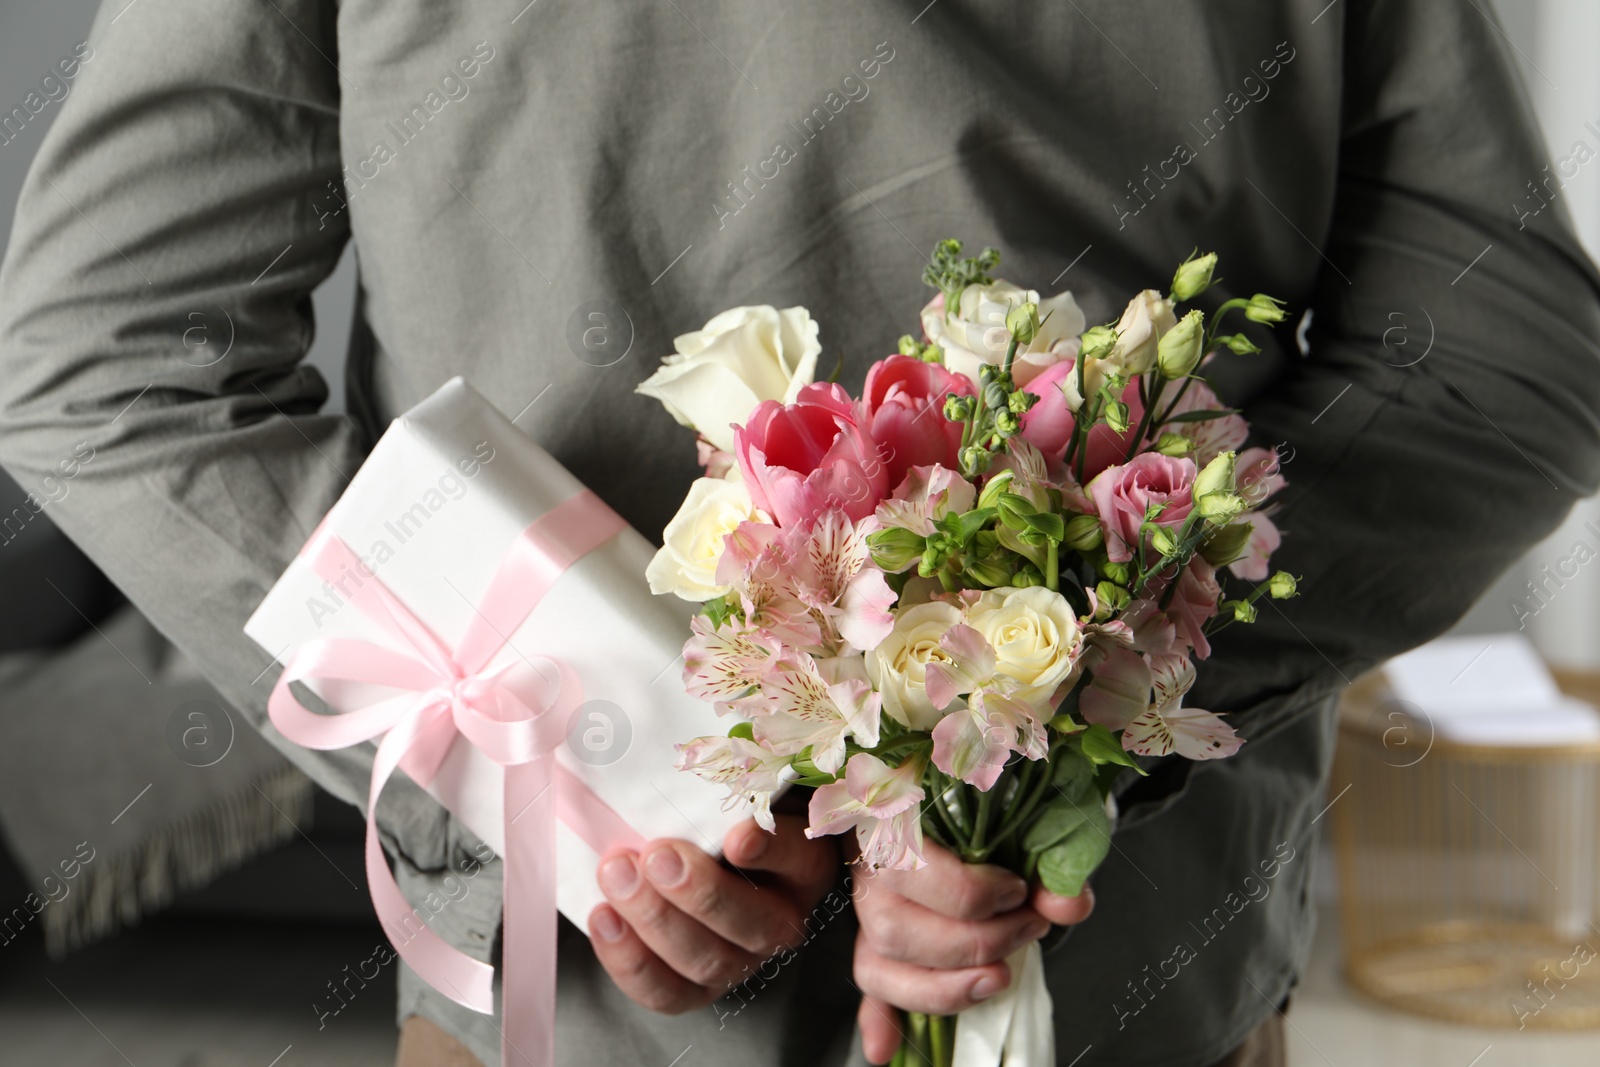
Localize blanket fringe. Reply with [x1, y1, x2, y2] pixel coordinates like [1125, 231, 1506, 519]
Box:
[42, 765, 314, 957]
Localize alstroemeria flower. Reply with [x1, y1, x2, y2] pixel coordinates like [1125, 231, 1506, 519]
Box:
[1122, 655, 1242, 760]
[676, 734, 792, 831]
[875, 464, 977, 538]
[753, 655, 881, 774]
[681, 616, 787, 715]
[807, 752, 926, 870]
[932, 689, 1048, 790]
[1122, 558, 1222, 660]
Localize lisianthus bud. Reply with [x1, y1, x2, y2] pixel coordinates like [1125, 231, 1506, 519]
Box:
[1157, 309, 1207, 378]
[1194, 451, 1243, 521]
[1269, 571, 1299, 599]
[1006, 301, 1041, 346]
[1079, 324, 1117, 361]
[1149, 527, 1178, 557]
[1099, 559, 1130, 584]
[977, 469, 1016, 511]
[1063, 513, 1103, 551]
[1104, 399, 1130, 434]
[1198, 521, 1252, 567]
[1095, 580, 1130, 613]
[1244, 294, 1288, 324]
[1220, 332, 1261, 355]
[1155, 432, 1193, 457]
[1229, 598, 1257, 623]
[869, 527, 927, 572]
[1171, 251, 1218, 301]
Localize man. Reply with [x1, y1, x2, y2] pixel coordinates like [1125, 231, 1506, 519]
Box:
[2, 1, 1598, 1065]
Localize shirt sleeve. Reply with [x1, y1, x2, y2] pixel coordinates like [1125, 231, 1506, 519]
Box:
[1195, 0, 1600, 745]
[0, 0, 462, 875]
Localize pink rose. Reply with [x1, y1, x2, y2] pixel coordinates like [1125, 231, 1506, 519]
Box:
[735, 382, 891, 527]
[862, 355, 974, 489]
[1087, 453, 1197, 563]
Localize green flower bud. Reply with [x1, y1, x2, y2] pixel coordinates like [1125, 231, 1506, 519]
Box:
[1079, 324, 1118, 361]
[1099, 559, 1130, 584]
[1171, 251, 1219, 301]
[1006, 301, 1041, 346]
[1157, 309, 1207, 379]
[898, 334, 920, 356]
[1149, 526, 1178, 557]
[976, 469, 1015, 511]
[917, 543, 944, 578]
[1244, 294, 1289, 324]
[1198, 521, 1252, 567]
[965, 555, 1014, 588]
[1269, 571, 1299, 599]
[1194, 451, 1243, 522]
[1154, 432, 1193, 457]
[1011, 564, 1045, 588]
[995, 410, 1021, 437]
[1095, 580, 1131, 614]
[869, 528, 928, 573]
[944, 393, 975, 421]
[960, 445, 993, 475]
[1220, 332, 1261, 355]
[1008, 389, 1040, 414]
[1063, 513, 1103, 552]
[983, 380, 1009, 411]
[1104, 399, 1130, 434]
[1228, 598, 1258, 623]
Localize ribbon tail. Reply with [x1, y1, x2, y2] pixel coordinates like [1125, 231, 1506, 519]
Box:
[951, 940, 1054, 1067]
[503, 759, 558, 1067]
[366, 714, 497, 1016]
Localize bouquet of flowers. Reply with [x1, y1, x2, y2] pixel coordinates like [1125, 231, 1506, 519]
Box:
[637, 242, 1297, 1066]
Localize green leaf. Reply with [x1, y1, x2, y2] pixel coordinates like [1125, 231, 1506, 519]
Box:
[1023, 511, 1065, 541]
[1022, 799, 1092, 856]
[1164, 408, 1241, 424]
[1080, 724, 1147, 775]
[1051, 746, 1095, 795]
[955, 507, 998, 542]
[1035, 801, 1112, 897]
[727, 721, 754, 741]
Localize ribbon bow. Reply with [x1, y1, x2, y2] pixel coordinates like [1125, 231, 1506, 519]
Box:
[268, 490, 641, 1067]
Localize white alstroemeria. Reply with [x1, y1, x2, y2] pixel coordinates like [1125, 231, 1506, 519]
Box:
[676, 734, 791, 831]
[806, 752, 927, 870]
[752, 655, 881, 774]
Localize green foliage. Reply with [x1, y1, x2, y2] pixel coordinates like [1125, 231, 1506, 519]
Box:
[922, 239, 1001, 312]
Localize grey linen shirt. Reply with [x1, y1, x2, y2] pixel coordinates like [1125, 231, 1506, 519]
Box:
[3, 1, 1600, 1064]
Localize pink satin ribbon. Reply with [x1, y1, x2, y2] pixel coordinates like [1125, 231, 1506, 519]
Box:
[268, 489, 644, 1067]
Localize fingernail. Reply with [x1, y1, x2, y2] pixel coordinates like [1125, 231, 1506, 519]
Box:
[591, 906, 626, 942]
[737, 829, 768, 864]
[644, 846, 687, 888]
[996, 879, 1028, 913]
[598, 854, 639, 899]
[971, 973, 1007, 1001]
[1022, 918, 1052, 943]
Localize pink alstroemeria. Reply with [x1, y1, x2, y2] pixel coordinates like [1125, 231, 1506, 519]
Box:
[753, 655, 881, 774]
[681, 615, 786, 715]
[1079, 646, 1154, 730]
[1122, 558, 1222, 660]
[676, 734, 791, 831]
[807, 753, 926, 870]
[788, 510, 897, 653]
[923, 624, 997, 710]
[1166, 380, 1248, 467]
[734, 382, 892, 527]
[1122, 655, 1243, 760]
[932, 689, 1047, 791]
[875, 464, 977, 537]
[1228, 446, 1287, 582]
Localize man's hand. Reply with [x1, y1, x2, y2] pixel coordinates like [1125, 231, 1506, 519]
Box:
[587, 813, 839, 1014]
[853, 839, 1095, 1065]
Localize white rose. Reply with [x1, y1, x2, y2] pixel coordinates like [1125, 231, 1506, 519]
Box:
[922, 282, 1085, 388]
[645, 474, 767, 601]
[636, 305, 820, 453]
[867, 600, 967, 729]
[966, 586, 1083, 709]
[1107, 289, 1178, 376]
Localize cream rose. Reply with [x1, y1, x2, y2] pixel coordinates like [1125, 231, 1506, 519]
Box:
[645, 474, 767, 601]
[867, 600, 967, 730]
[921, 282, 1085, 388]
[636, 305, 821, 453]
[1107, 289, 1178, 376]
[966, 586, 1083, 708]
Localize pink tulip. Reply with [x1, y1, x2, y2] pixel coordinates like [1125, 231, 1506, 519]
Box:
[861, 355, 974, 488]
[734, 382, 891, 527]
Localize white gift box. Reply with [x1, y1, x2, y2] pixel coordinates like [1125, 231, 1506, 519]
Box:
[245, 376, 751, 925]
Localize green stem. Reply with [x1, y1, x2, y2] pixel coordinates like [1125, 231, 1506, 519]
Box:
[1122, 369, 1166, 462]
[928, 1013, 955, 1067]
[1002, 335, 1020, 378]
[966, 785, 995, 856]
[1044, 539, 1060, 592]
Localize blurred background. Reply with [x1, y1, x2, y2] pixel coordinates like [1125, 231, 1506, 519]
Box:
[0, 1, 1597, 1066]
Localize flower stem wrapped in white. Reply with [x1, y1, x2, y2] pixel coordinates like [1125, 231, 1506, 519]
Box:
[636, 305, 821, 453]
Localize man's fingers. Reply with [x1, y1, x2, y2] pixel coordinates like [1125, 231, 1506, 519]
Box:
[860, 837, 1028, 920]
[853, 936, 1012, 1016]
[586, 904, 715, 1014]
[724, 814, 837, 899]
[1032, 881, 1095, 926]
[856, 887, 1050, 968]
[596, 849, 759, 989]
[634, 838, 803, 956]
[857, 995, 905, 1065]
